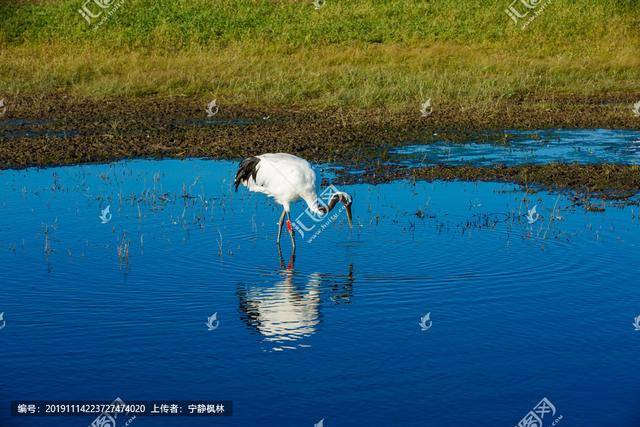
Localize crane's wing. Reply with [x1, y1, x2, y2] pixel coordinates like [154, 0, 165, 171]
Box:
[234, 156, 261, 191]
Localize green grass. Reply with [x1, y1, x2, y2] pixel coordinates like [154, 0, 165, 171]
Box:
[1, 0, 639, 110]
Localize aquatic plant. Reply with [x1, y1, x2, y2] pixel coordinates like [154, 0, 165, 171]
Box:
[117, 233, 130, 262]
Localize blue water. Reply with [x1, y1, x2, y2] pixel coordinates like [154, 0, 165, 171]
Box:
[1, 158, 640, 426]
[393, 129, 640, 166]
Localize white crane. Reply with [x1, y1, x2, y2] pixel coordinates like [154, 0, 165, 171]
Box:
[234, 153, 353, 249]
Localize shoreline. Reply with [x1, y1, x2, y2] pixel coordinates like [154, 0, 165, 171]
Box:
[1, 96, 639, 200]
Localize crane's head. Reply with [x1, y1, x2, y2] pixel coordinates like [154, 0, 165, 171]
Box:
[318, 191, 353, 228]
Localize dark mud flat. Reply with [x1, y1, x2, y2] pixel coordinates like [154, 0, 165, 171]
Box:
[334, 164, 640, 203]
[1, 95, 639, 199]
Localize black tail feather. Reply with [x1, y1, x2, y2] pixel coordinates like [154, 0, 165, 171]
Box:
[234, 156, 261, 191]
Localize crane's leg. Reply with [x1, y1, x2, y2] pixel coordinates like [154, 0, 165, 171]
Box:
[276, 209, 286, 245]
[276, 244, 295, 270]
[286, 211, 296, 251]
[277, 244, 285, 268]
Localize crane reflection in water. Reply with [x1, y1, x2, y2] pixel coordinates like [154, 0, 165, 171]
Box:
[237, 252, 354, 351]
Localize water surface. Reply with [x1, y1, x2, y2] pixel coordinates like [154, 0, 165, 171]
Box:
[1, 158, 639, 426]
[393, 129, 640, 167]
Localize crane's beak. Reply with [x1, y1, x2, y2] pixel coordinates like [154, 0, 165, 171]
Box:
[345, 203, 353, 228]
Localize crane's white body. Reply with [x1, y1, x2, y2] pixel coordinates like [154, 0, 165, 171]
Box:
[235, 152, 353, 249]
[243, 153, 321, 213]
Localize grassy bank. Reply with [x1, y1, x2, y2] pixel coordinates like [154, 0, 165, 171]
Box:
[1, 0, 639, 112]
